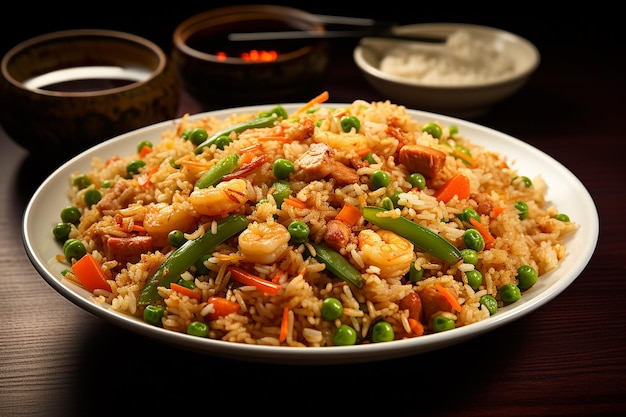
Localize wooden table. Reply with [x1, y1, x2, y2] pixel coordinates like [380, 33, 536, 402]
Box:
[1, 12, 624, 417]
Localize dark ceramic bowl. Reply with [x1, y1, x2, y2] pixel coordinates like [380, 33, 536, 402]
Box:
[0, 29, 179, 158]
[172, 5, 330, 108]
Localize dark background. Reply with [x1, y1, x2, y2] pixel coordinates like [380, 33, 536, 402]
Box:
[2, 2, 621, 75]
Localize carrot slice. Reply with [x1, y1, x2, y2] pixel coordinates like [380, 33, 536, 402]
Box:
[293, 91, 329, 115]
[435, 283, 462, 312]
[469, 217, 496, 249]
[226, 266, 281, 295]
[335, 203, 362, 226]
[408, 317, 425, 336]
[434, 174, 470, 203]
[206, 296, 240, 320]
[279, 307, 289, 342]
[284, 196, 307, 209]
[71, 253, 112, 293]
[491, 206, 505, 218]
[170, 282, 201, 300]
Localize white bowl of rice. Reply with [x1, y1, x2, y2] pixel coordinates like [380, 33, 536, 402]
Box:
[353, 23, 540, 117]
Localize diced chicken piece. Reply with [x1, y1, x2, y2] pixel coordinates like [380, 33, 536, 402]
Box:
[295, 142, 359, 185]
[102, 235, 153, 266]
[398, 144, 447, 179]
[328, 161, 360, 185]
[96, 180, 136, 213]
[323, 219, 352, 251]
[294, 142, 335, 181]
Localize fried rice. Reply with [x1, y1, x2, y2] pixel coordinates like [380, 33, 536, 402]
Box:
[56, 95, 578, 347]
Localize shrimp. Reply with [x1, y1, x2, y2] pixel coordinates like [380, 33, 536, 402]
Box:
[238, 221, 291, 264]
[189, 178, 250, 217]
[358, 229, 416, 279]
[143, 202, 197, 246]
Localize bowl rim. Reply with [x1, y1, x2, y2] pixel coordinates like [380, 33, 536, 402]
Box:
[1, 28, 168, 97]
[354, 22, 541, 90]
[172, 4, 326, 65]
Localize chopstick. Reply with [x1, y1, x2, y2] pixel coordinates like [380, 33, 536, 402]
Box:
[228, 29, 446, 43]
[227, 13, 447, 43]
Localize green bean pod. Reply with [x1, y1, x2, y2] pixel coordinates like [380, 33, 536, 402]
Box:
[137, 214, 249, 305]
[310, 242, 363, 289]
[194, 115, 280, 154]
[362, 206, 462, 265]
[194, 153, 239, 189]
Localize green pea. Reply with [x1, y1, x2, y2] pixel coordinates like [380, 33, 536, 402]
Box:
[83, 188, 102, 207]
[371, 170, 391, 189]
[362, 152, 376, 164]
[461, 248, 478, 265]
[213, 135, 233, 150]
[137, 140, 153, 153]
[170, 159, 181, 169]
[340, 115, 361, 133]
[271, 180, 291, 208]
[186, 321, 209, 337]
[512, 175, 533, 188]
[515, 201, 529, 220]
[499, 283, 521, 304]
[553, 213, 570, 222]
[463, 228, 485, 252]
[60, 205, 81, 225]
[321, 297, 343, 320]
[333, 324, 358, 346]
[288, 220, 310, 243]
[517, 265, 538, 290]
[194, 254, 211, 275]
[407, 173, 426, 190]
[381, 196, 395, 211]
[176, 277, 196, 290]
[63, 238, 86, 262]
[101, 179, 114, 188]
[371, 321, 395, 342]
[480, 295, 498, 315]
[421, 122, 442, 139]
[273, 158, 295, 180]
[72, 174, 91, 189]
[143, 305, 165, 326]
[449, 125, 459, 136]
[432, 315, 455, 332]
[455, 144, 472, 157]
[457, 207, 480, 224]
[466, 269, 483, 290]
[126, 159, 146, 177]
[168, 230, 187, 247]
[182, 128, 209, 145]
[407, 262, 424, 282]
[389, 190, 403, 208]
[53, 222, 72, 242]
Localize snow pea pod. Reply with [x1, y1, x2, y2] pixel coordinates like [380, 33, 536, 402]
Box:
[194, 115, 280, 154]
[362, 206, 462, 265]
[194, 153, 239, 189]
[310, 242, 363, 289]
[137, 214, 249, 306]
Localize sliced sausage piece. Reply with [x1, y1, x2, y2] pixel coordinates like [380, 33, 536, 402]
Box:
[417, 286, 453, 327]
[399, 291, 423, 321]
[102, 235, 154, 266]
[398, 144, 446, 179]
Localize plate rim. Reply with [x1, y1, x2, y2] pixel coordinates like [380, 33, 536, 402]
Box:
[22, 103, 599, 364]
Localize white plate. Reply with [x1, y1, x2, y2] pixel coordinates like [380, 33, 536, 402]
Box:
[22, 104, 599, 364]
